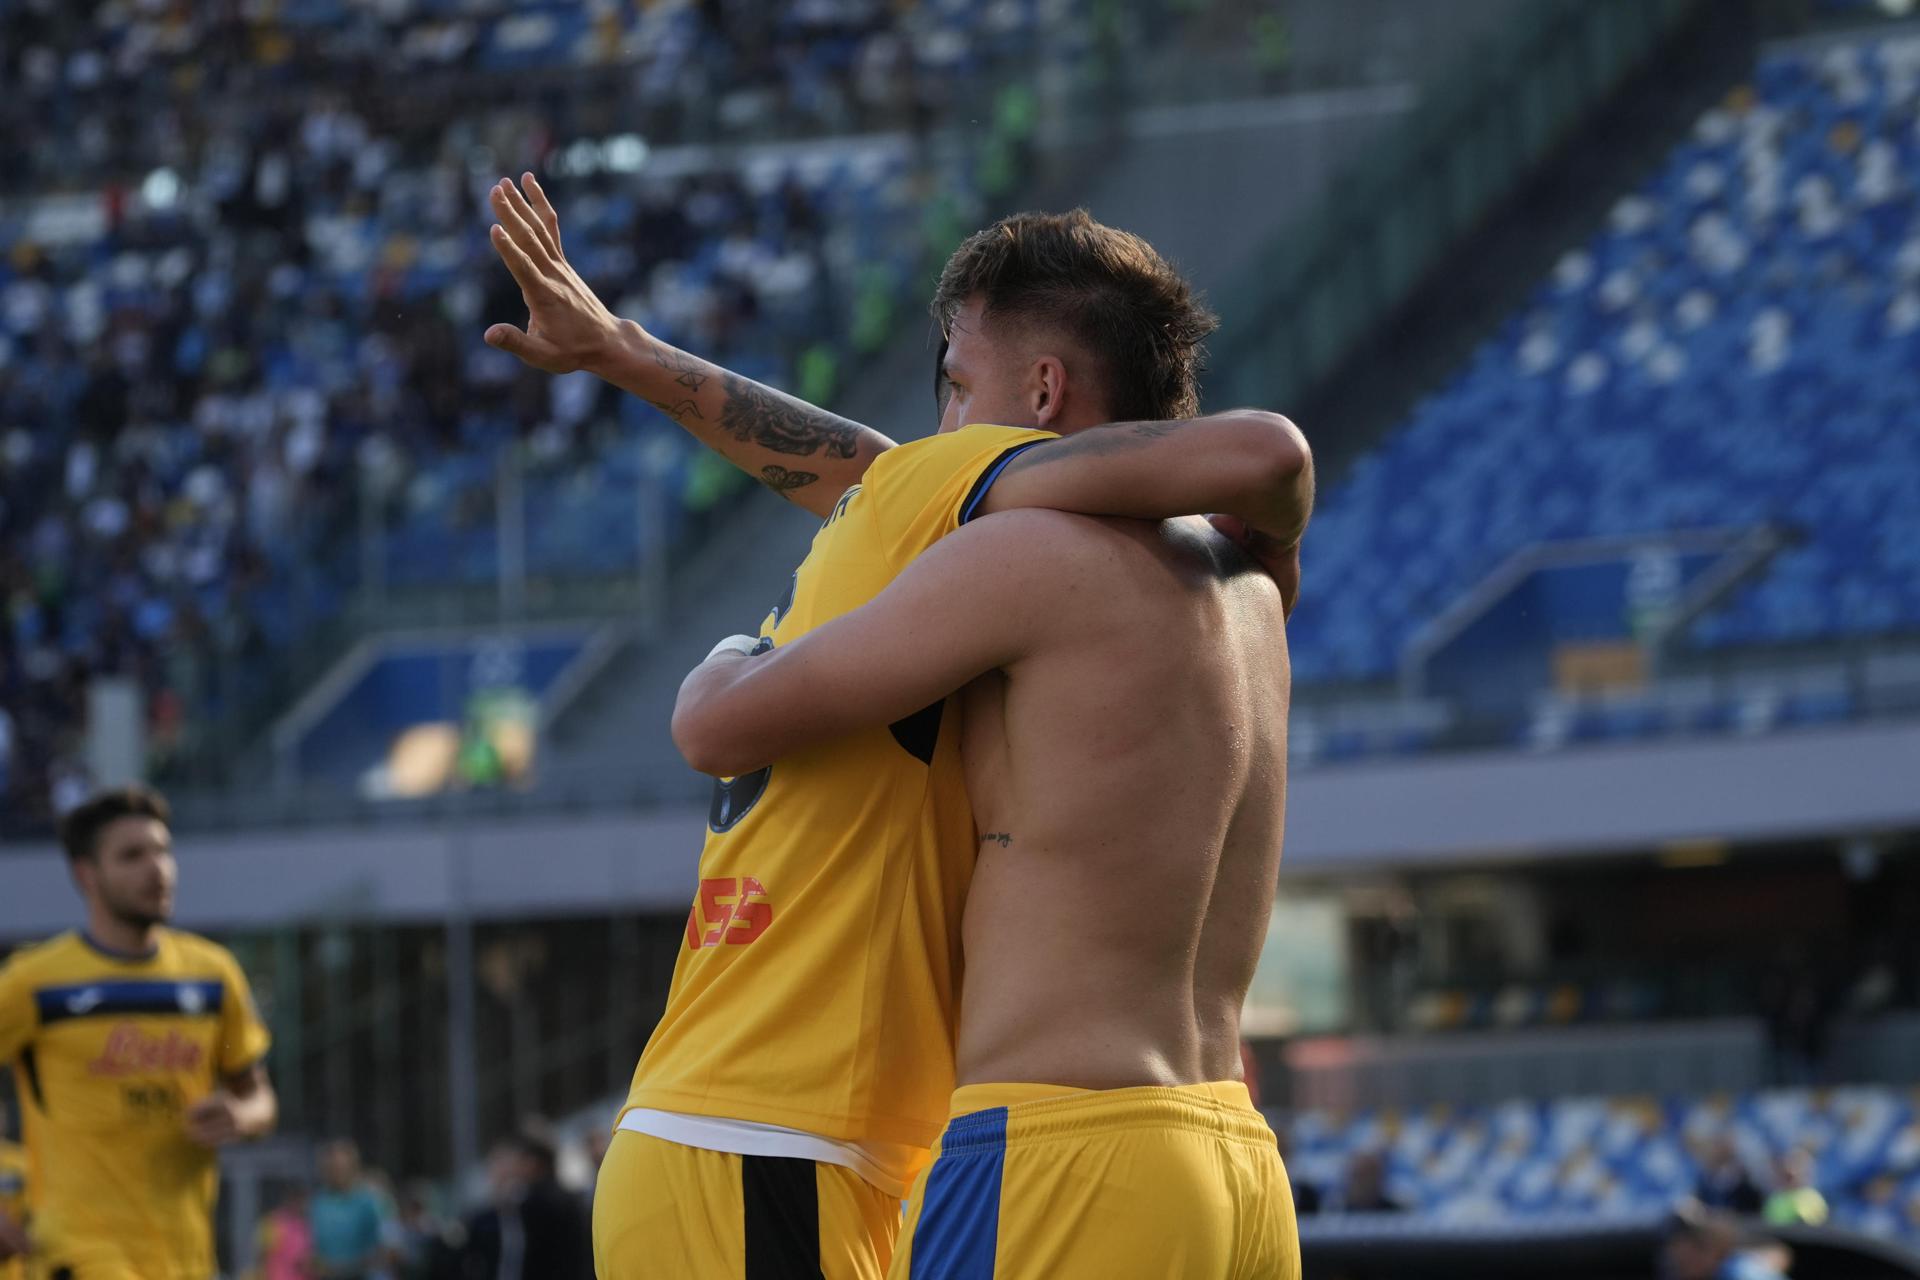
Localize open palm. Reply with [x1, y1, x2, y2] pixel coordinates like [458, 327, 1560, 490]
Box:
[483, 173, 627, 376]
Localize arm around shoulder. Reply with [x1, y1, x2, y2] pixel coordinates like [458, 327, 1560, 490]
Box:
[974, 410, 1313, 543]
[671, 509, 1091, 775]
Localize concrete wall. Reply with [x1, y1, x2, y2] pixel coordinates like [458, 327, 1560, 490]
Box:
[5, 716, 1914, 941]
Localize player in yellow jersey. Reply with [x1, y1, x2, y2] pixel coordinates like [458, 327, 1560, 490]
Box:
[0, 1097, 28, 1280]
[486, 178, 1306, 1278]
[0, 786, 278, 1280]
[668, 223, 1308, 1278]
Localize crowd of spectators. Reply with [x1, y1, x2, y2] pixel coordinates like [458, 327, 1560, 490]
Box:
[0, 0, 1083, 199]
[252, 1125, 593, 1280]
[0, 0, 1090, 825]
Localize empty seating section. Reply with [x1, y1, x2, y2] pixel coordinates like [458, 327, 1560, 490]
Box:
[1288, 34, 1920, 688]
[1285, 1085, 1920, 1238]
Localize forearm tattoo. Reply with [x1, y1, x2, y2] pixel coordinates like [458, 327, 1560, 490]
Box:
[645, 397, 701, 421]
[641, 342, 871, 500]
[718, 371, 863, 462]
[1043, 418, 1181, 460]
[651, 343, 710, 393]
[758, 465, 819, 495]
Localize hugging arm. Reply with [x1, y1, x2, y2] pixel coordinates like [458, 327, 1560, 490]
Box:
[671, 510, 1095, 776]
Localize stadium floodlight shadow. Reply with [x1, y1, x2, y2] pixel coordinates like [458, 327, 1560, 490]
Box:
[1299, 1213, 1920, 1280]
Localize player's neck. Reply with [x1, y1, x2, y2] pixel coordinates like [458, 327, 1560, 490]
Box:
[1044, 410, 1113, 437]
[84, 910, 160, 960]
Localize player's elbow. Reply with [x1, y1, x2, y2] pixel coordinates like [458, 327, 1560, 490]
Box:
[1236, 411, 1310, 493]
[671, 700, 725, 775]
[1231, 411, 1312, 532]
[672, 698, 758, 778]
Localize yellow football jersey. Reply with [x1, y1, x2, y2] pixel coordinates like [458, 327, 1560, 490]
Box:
[623, 424, 1055, 1183]
[0, 929, 272, 1280]
[0, 1137, 25, 1280]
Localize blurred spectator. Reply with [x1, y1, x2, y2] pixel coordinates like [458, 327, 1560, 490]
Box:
[253, 1186, 314, 1280]
[460, 1143, 514, 1280]
[1275, 1126, 1320, 1217]
[462, 1122, 592, 1280]
[1762, 1148, 1829, 1227]
[1660, 1207, 1791, 1280]
[584, 1125, 612, 1175]
[311, 1139, 394, 1280]
[1761, 950, 1832, 1085]
[1334, 1150, 1405, 1214]
[1850, 1174, 1902, 1238]
[48, 755, 90, 817]
[391, 1181, 463, 1280]
[1696, 1136, 1765, 1216]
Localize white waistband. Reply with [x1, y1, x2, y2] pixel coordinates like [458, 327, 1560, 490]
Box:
[617, 1109, 910, 1199]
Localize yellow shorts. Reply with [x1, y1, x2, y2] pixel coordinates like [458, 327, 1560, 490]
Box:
[26, 1246, 153, 1280]
[594, 1129, 902, 1279]
[26, 1259, 142, 1280]
[889, 1081, 1300, 1280]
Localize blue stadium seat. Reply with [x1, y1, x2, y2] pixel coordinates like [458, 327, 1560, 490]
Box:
[1283, 1085, 1920, 1236]
[1292, 33, 1920, 687]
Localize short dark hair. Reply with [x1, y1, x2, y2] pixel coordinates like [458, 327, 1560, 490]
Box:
[59, 785, 171, 863]
[931, 209, 1218, 422]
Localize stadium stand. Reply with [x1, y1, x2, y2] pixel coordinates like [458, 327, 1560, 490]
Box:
[1287, 32, 1920, 688]
[1282, 1084, 1920, 1244]
[0, 0, 1553, 822]
[4, 6, 1920, 1276]
[0, 0, 1092, 821]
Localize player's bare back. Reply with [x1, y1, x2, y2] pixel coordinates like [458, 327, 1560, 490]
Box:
[952, 512, 1290, 1091]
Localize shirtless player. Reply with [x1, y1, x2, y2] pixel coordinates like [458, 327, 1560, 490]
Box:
[670, 237, 1308, 1277]
[485, 178, 1305, 1278]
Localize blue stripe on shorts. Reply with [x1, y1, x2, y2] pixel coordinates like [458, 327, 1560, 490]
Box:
[909, 1106, 1009, 1279]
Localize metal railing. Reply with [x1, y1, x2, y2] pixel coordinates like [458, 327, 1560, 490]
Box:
[1209, 0, 1701, 411]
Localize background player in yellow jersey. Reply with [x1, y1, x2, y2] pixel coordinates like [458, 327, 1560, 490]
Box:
[668, 221, 1309, 1278]
[0, 786, 278, 1280]
[0, 1097, 27, 1280]
[485, 178, 1307, 1279]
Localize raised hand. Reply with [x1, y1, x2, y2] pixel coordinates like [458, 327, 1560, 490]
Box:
[484, 173, 626, 375]
[481, 173, 892, 515]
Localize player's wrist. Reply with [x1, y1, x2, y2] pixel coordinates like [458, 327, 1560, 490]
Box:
[589, 319, 655, 384]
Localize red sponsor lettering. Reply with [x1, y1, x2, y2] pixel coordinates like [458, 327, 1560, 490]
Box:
[684, 876, 773, 949]
[87, 1024, 207, 1077]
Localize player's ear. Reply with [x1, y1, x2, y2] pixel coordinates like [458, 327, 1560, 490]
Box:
[1029, 355, 1068, 428]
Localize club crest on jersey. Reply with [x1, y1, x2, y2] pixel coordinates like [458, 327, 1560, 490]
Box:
[88, 1025, 207, 1076]
[708, 769, 771, 832]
